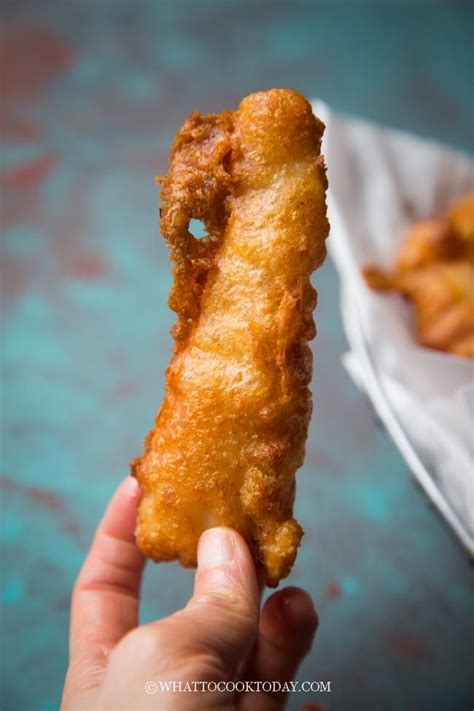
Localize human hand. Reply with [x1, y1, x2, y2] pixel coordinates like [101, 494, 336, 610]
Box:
[61, 477, 319, 710]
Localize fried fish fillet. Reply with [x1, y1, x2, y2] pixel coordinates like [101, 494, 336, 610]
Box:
[131, 89, 329, 586]
[364, 193, 474, 358]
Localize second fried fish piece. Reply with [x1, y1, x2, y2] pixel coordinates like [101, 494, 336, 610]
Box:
[364, 193, 474, 358]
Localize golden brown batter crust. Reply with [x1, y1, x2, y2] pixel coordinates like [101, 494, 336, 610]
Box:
[131, 89, 329, 586]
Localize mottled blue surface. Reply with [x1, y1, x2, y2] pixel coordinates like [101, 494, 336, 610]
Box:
[1, 2, 473, 710]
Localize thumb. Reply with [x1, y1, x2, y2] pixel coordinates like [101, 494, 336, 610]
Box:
[182, 527, 260, 674]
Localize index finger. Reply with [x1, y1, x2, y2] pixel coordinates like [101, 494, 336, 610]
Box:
[66, 477, 145, 696]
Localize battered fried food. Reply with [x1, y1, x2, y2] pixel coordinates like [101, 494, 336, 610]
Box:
[364, 193, 474, 357]
[131, 89, 329, 586]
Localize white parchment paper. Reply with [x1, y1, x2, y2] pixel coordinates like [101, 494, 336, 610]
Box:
[312, 100, 474, 552]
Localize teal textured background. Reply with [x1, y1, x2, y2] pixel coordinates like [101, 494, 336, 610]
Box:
[1, 2, 473, 710]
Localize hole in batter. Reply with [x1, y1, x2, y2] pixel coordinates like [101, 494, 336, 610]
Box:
[189, 218, 207, 240]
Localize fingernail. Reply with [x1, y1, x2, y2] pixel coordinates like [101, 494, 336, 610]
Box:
[278, 588, 318, 629]
[125, 476, 141, 499]
[198, 528, 235, 570]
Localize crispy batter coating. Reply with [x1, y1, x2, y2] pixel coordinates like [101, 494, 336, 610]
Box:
[131, 89, 329, 586]
[364, 193, 474, 357]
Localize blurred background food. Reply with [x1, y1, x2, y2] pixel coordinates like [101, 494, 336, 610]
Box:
[1, 2, 473, 710]
[364, 194, 474, 357]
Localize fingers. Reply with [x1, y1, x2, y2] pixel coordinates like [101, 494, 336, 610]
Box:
[64, 477, 145, 703]
[238, 587, 318, 711]
[94, 527, 260, 709]
[182, 527, 260, 675]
